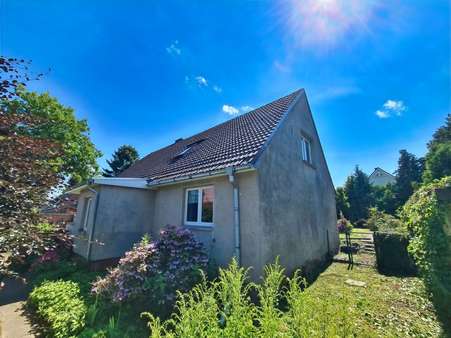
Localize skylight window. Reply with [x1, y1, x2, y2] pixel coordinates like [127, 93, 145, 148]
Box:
[172, 138, 207, 160]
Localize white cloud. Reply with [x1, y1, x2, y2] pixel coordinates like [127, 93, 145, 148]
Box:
[166, 40, 181, 55]
[195, 76, 208, 87]
[222, 105, 240, 115]
[222, 104, 254, 116]
[376, 99, 407, 119]
[383, 99, 406, 115]
[213, 85, 222, 93]
[241, 105, 254, 112]
[376, 110, 389, 119]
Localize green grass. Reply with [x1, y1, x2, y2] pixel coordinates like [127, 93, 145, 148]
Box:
[307, 260, 443, 337]
[339, 227, 373, 240]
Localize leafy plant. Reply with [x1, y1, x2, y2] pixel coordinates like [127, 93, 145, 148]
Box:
[401, 176, 451, 321]
[143, 259, 361, 337]
[366, 208, 402, 232]
[92, 225, 208, 308]
[28, 280, 87, 338]
[1, 87, 101, 184]
[423, 114, 451, 183]
[336, 214, 353, 234]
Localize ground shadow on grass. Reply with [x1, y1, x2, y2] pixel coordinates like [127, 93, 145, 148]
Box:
[428, 283, 451, 337]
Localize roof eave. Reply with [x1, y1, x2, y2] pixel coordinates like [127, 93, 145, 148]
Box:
[65, 177, 149, 194]
[146, 165, 256, 189]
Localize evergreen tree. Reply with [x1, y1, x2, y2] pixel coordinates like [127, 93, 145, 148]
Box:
[335, 187, 350, 219]
[423, 114, 451, 182]
[103, 145, 139, 177]
[395, 149, 423, 206]
[344, 166, 373, 222]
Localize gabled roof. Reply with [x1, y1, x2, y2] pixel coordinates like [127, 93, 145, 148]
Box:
[119, 89, 303, 181]
[369, 167, 395, 178]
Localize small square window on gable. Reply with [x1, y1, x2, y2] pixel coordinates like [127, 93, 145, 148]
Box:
[300, 135, 312, 164]
[185, 186, 214, 226]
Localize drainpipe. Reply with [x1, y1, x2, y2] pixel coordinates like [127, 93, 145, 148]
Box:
[86, 186, 100, 261]
[226, 167, 241, 265]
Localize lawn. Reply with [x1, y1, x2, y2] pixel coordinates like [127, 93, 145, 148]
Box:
[307, 258, 443, 337]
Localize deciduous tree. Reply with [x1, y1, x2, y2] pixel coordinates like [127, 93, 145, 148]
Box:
[1, 88, 101, 185]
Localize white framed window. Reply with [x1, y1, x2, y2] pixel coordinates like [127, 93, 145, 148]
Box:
[184, 186, 214, 226]
[301, 136, 312, 164]
[81, 197, 92, 232]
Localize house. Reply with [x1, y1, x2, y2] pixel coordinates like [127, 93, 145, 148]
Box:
[41, 193, 78, 225]
[369, 167, 396, 187]
[68, 89, 339, 278]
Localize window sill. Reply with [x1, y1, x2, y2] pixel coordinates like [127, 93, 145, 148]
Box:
[184, 223, 215, 231]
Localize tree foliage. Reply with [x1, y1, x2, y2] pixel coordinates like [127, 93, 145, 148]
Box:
[102, 145, 139, 177]
[372, 183, 397, 215]
[401, 176, 451, 322]
[343, 166, 373, 222]
[0, 112, 71, 277]
[394, 149, 424, 206]
[335, 187, 349, 219]
[0, 56, 43, 100]
[0, 57, 72, 281]
[1, 88, 101, 185]
[423, 114, 451, 183]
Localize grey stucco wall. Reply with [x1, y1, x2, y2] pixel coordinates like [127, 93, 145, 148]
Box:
[71, 185, 155, 261]
[71, 189, 97, 258]
[152, 172, 259, 267]
[253, 91, 339, 277]
[71, 172, 259, 268]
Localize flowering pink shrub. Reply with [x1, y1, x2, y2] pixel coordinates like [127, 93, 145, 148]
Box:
[92, 225, 208, 304]
[337, 216, 353, 234]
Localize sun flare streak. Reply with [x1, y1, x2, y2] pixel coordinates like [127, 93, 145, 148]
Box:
[281, 0, 377, 49]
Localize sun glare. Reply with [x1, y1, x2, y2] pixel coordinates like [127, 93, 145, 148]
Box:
[280, 0, 376, 49]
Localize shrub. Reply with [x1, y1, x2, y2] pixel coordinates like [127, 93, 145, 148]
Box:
[366, 208, 402, 232]
[373, 232, 416, 275]
[143, 259, 362, 337]
[401, 176, 451, 320]
[92, 225, 208, 307]
[28, 280, 87, 338]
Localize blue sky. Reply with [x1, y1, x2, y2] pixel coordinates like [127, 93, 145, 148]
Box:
[2, 0, 449, 186]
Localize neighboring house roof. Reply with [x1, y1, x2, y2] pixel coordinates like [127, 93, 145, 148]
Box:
[119, 89, 302, 181]
[369, 167, 395, 179]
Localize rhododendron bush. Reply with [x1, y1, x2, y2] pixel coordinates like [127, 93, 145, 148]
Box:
[92, 225, 208, 305]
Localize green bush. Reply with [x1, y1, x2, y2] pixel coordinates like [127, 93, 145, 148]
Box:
[401, 176, 451, 321]
[373, 231, 416, 275]
[28, 280, 87, 338]
[366, 208, 402, 232]
[143, 259, 364, 337]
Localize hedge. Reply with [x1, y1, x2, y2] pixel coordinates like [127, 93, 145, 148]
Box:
[401, 177, 451, 323]
[28, 280, 87, 338]
[373, 231, 416, 276]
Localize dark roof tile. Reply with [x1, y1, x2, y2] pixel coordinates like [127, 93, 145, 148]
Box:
[119, 89, 302, 180]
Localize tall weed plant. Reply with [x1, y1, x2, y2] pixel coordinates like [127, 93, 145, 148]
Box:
[143, 259, 362, 337]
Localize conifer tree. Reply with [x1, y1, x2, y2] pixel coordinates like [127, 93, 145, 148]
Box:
[103, 145, 139, 177]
